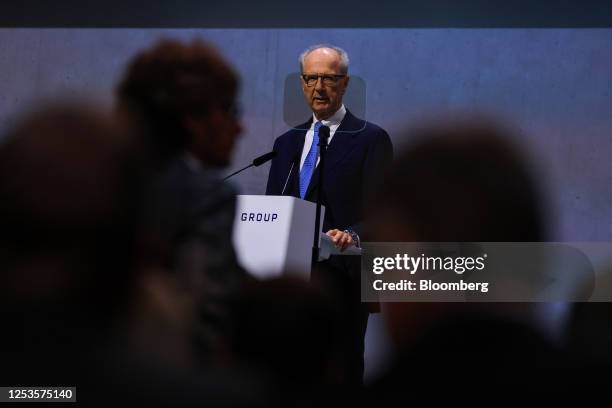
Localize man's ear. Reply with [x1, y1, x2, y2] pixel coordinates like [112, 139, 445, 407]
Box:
[341, 75, 350, 95]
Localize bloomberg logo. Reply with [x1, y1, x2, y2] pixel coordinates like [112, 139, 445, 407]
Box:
[241, 212, 278, 222]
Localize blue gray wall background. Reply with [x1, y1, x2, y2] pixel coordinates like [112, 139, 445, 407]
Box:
[0, 28, 611, 241]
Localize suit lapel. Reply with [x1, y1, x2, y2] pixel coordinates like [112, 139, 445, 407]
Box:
[305, 110, 364, 199]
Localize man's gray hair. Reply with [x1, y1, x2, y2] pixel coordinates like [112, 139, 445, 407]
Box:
[299, 44, 349, 74]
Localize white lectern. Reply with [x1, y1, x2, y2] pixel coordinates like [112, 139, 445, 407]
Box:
[232, 195, 362, 279]
[232, 195, 323, 279]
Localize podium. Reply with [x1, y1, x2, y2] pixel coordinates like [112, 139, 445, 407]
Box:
[232, 195, 324, 278]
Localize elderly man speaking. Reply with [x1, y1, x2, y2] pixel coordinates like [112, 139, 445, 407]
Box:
[266, 44, 393, 385]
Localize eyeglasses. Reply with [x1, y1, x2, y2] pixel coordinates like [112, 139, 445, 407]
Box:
[301, 73, 347, 87]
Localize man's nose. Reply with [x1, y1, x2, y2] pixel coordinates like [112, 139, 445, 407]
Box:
[314, 77, 326, 92]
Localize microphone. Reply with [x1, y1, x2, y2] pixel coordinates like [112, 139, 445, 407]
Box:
[281, 151, 301, 195]
[311, 125, 331, 275]
[318, 125, 330, 147]
[283, 126, 330, 194]
[252, 151, 277, 166]
[223, 151, 277, 181]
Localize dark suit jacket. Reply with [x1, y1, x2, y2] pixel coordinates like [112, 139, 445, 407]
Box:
[265, 109, 393, 237]
[146, 157, 247, 351]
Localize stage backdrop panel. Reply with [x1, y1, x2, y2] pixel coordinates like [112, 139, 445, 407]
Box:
[0, 28, 611, 241]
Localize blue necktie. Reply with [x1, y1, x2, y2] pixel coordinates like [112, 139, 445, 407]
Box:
[299, 121, 322, 199]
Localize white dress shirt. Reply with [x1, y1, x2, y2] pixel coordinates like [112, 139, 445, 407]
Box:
[299, 105, 346, 170]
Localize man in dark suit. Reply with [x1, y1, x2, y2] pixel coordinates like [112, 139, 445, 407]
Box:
[266, 44, 393, 385]
[266, 44, 393, 250]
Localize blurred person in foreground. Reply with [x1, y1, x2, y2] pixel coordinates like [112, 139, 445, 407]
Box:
[362, 119, 569, 394]
[230, 276, 344, 406]
[0, 104, 263, 407]
[0, 105, 171, 404]
[117, 38, 248, 362]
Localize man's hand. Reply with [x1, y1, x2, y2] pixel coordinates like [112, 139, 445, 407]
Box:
[326, 229, 355, 252]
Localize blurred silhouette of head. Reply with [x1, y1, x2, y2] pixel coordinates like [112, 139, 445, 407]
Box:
[117, 38, 241, 168]
[0, 104, 149, 328]
[367, 119, 547, 243]
[365, 119, 549, 347]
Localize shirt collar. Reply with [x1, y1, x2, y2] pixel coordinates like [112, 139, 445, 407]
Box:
[312, 104, 346, 128]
